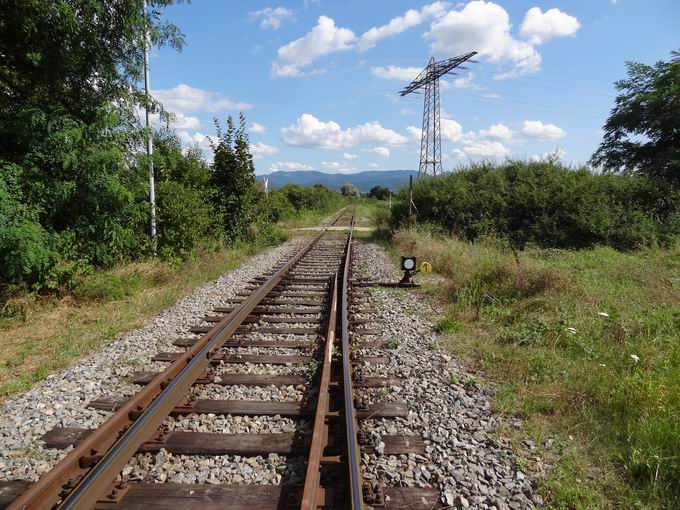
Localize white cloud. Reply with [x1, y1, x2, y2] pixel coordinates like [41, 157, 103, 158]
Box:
[268, 161, 314, 172]
[368, 146, 390, 158]
[484, 93, 502, 99]
[441, 118, 464, 142]
[408, 119, 465, 143]
[153, 84, 252, 112]
[531, 147, 567, 161]
[272, 16, 356, 77]
[177, 130, 214, 151]
[400, 108, 416, 115]
[166, 113, 201, 131]
[521, 120, 566, 140]
[358, 2, 449, 51]
[250, 122, 267, 134]
[520, 7, 581, 45]
[250, 142, 279, 160]
[407, 126, 422, 141]
[426, 1, 541, 78]
[370, 65, 422, 81]
[463, 140, 510, 157]
[281, 113, 408, 149]
[369, 163, 379, 169]
[480, 123, 514, 142]
[342, 152, 357, 160]
[250, 7, 293, 30]
[322, 160, 355, 171]
[442, 72, 476, 89]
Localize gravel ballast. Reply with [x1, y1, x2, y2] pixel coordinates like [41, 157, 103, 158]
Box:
[0, 238, 304, 482]
[0, 234, 538, 509]
[353, 241, 539, 509]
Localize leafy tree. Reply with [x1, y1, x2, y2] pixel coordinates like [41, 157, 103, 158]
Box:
[0, 0, 184, 289]
[210, 114, 259, 240]
[340, 182, 360, 197]
[0, 0, 183, 127]
[368, 185, 391, 200]
[591, 50, 680, 182]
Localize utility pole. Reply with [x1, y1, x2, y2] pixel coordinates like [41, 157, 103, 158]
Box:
[143, 0, 157, 256]
[399, 52, 477, 178]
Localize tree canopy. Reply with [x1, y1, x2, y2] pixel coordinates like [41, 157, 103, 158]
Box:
[368, 185, 392, 200]
[340, 182, 360, 198]
[591, 50, 680, 182]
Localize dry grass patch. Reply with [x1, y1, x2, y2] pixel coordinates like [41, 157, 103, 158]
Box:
[0, 242, 268, 399]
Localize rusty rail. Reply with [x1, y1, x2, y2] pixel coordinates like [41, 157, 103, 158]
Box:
[300, 274, 338, 509]
[9, 212, 349, 510]
[340, 214, 365, 510]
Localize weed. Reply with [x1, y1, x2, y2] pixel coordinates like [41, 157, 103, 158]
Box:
[386, 336, 399, 349]
[376, 388, 389, 399]
[435, 317, 461, 334]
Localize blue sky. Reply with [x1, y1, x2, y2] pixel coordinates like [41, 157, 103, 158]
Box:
[148, 0, 680, 174]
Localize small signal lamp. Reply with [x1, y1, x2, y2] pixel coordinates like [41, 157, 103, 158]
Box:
[400, 256, 416, 271]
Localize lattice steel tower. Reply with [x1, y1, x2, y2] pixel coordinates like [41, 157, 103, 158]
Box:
[399, 52, 477, 177]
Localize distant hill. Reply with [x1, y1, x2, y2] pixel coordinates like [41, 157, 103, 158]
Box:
[261, 170, 417, 193]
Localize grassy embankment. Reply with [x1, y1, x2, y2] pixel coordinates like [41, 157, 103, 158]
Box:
[0, 241, 281, 400]
[390, 228, 679, 509]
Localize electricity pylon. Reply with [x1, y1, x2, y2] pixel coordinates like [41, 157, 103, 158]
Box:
[399, 52, 477, 177]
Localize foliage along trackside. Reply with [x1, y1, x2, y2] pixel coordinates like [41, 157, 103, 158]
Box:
[0, 1, 348, 298]
[390, 160, 680, 251]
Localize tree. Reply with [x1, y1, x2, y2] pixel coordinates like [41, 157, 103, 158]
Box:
[590, 50, 680, 182]
[0, 0, 185, 288]
[368, 185, 392, 200]
[210, 114, 259, 240]
[340, 182, 360, 198]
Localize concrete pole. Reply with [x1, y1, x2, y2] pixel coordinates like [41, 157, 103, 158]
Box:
[143, 0, 157, 256]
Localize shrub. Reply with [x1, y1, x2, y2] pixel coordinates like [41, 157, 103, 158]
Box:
[155, 180, 216, 260]
[268, 184, 344, 220]
[391, 161, 680, 250]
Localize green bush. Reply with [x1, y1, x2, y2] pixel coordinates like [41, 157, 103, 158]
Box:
[391, 161, 680, 250]
[268, 184, 344, 220]
[0, 165, 58, 289]
[155, 180, 216, 260]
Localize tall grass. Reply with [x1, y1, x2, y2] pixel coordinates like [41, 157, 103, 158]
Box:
[393, 227, 680, 508]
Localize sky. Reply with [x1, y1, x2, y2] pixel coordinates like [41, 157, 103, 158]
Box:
[147, 0, 680, 175]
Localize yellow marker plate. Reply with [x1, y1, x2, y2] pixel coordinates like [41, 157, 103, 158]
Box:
[420, 261, 432, 274]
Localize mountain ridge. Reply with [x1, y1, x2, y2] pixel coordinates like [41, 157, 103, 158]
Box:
[260, 170, 417, 193]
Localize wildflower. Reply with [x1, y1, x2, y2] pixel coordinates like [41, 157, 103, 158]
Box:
[630, 354, 640, 363]
[566, 327, 577, 334]
[598, 312, 610, 318]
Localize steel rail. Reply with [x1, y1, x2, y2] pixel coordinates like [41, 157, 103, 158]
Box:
[300, 274, 338, 509]
[341, 214, 365, 510]
[10, 212, 348, 510]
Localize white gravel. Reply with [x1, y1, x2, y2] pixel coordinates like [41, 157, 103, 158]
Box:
[353, 241, 540, 509]
[0, 234, 540, 510]
[0, 238, 304, 482]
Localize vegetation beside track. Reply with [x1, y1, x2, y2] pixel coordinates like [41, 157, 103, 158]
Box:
[389, 227, 679, 509]
[0, 240, 279, 400]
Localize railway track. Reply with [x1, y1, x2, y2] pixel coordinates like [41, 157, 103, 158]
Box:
[2, 207, 441, 509]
